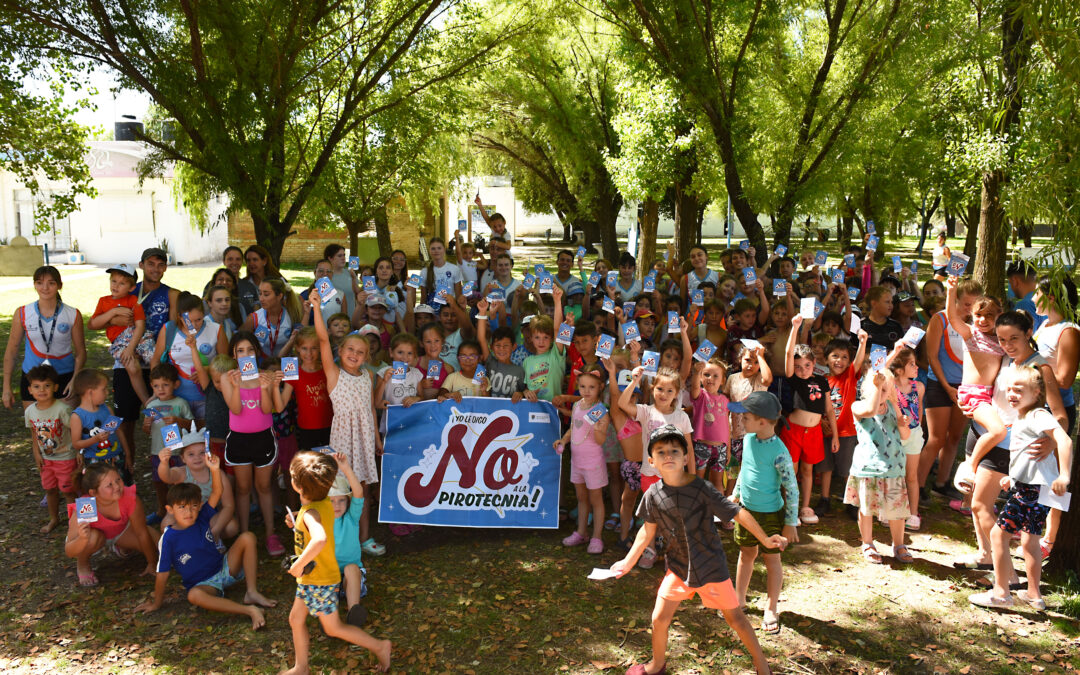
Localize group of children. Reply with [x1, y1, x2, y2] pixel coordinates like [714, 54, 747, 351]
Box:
[3, 233, 1075, 674]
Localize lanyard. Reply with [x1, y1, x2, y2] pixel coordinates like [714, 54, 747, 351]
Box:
[35, 301, 61, 355]
[264, 310, 281, 355]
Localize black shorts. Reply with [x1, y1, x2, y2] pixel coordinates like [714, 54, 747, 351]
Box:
[296, 426, 331, 451]
[966, 427, 1010, 475]
[924, 378, 960, 410]
[933, 266, 948, 277]
[113, 367, 150, 421]
[20, 370, 74, 402]
[225, 428, 278, 468]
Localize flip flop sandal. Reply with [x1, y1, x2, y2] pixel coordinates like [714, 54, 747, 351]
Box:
[603, 514, 620, 531]
[974, 576, 1026, 591]
[761, 614, 781, 634]
[894, 545, 914, 563]
[78, 571, 99, 587]
[953, 555, 993, 570]
[861, 543, 883, 564]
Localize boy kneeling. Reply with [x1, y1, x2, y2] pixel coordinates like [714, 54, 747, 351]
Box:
[611, 425, 787, 675]
[136, 431, 276, 628]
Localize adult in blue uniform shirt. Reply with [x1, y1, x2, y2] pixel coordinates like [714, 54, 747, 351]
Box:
[1007, 261, 1045, 331]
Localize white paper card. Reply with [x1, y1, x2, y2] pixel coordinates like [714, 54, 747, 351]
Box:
[587, 567, 618, 581]
[800, 297, 816, 319]
[1038, 484, 1071, 512]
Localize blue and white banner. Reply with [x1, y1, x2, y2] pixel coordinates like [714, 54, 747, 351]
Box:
[379, 398, 562, 529]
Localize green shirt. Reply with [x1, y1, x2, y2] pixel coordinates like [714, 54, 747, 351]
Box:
[523, 345, 566, 401]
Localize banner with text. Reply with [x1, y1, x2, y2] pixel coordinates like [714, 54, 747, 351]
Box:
[379, 398, 562, 529]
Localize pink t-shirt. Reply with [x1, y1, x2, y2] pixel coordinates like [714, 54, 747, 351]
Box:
[692, 390, 730, 446]
[68, 484, 137, 540]
[636, 404, 692, 477]
[229, 386, 272, 433]
[570, 400, 605, 468]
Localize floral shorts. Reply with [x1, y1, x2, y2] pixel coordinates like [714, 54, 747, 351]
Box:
[297, 582, 340, 616]
[844, 475, 910, 522]
[620, 460, 642, 492]
[693, 441, 728, 472]
[996, 482, 1049, 536]
[729, 438, 744, 467]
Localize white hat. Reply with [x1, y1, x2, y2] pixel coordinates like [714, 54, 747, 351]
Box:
[106, 263, 138, 281]
[414, 304, 437, 315]
[366, 295, 388, 308]
[358, 324, 381, 337]
[327, 474, 351, 498]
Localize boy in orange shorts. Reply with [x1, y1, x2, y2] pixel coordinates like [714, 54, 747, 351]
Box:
[611, 425, 787, 675]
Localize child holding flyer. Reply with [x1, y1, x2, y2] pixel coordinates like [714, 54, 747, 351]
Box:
[437, 341, 490, 400]
[157, 431, 239, 539]
[611, 425, 786, 675]
[523, 285, 568, 401]
[888, 346, 926, 530]
[282, 451, 391, 674]
[23, 364, 76, 533]
[725, 344, 773, 495]
[69, 370, 132, 478]
[137, 442, 276, 629]
[688, 356, 731, 489]
[141, 363, 194, 523]
[554, 365, 610, 555]
[730, 392, 800, 634]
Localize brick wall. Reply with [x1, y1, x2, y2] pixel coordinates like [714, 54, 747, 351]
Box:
[228, 197, 431, 266]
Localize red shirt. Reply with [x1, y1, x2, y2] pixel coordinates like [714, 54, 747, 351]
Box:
[828, 364, 860, 438]
[93, 295, 145, 343]
[294, 367, 333, 430]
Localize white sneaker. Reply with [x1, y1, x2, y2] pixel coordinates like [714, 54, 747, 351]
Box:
[905, 514, 921, 531]
[799, 507, 819, 525]
[638, 547, 657, 569]
[1015, 591, 1047, 611]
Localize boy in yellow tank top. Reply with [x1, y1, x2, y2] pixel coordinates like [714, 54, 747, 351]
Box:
[282, 451, 392, 674]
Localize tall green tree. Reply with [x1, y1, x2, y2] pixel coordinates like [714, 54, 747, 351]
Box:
[598, 0, 938, 263]
[471, 7, 623, 262]
[2, 0, 511, 264]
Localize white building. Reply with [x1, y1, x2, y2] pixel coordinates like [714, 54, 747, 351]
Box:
[0, 141, 227, 265]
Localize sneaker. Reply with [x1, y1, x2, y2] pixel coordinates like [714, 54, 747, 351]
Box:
[562, 531, 587, 547]
[587, 537, 604, 554]
[265, 534, 286, 557]
[969, 591, 1014, 609]
[799, 507, 819, 525]
[39, 495, 48, 508]
[1039, 538, 1053, 559]
[388, 524, 411, 537]
[361, 538, 386, 557]
[1015, 591, 1047, 611]
[638, 547, 657, 569]
[813, 497, 832, 517]
[933, 483, 964, 501]
[919, 486, 931, 502]
[905, 514, 921, 531]
[145, 512, 164, 527]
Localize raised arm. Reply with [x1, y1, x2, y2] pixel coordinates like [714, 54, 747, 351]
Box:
[944, 276, 973, 340]
[678, 318, 692, 382]
[754, 281, 769, 326]
[756, 346, 774, 387]
[206, 454, 224, 510]
[785, 315, 803, 377]
[309, 299, 339, 389]
[852, 330, 869, 372]
[617, 368, 643, 418]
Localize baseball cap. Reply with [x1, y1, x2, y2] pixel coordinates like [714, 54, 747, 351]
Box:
[357, 324, 381, 337]
[106, 263, 138, 282]
[634, 309, 657, 321]
[140, 247, 168, 263]
[727, 391, 784, 421]
[896, 291, 915, 303]
[414, 304, 436, 316]
[366, 295, 389, 308]
[616, 369, 640, 393]
[647, 423, 688, 454]
[327, 474, 352, 498]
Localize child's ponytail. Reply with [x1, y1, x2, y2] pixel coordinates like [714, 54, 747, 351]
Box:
[73, 462, 117, 497]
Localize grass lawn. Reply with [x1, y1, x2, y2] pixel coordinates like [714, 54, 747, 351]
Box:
[0, 242, 1078, 674]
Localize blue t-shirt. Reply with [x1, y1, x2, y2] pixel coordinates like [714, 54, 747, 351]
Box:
[334, 497, 365, 569]
[74, 404, 121, 463]
[157, 502, 223, 589]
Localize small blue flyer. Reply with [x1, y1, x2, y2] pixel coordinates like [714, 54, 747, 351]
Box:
[588, 271, 602, 288]
[606, 271, 618, 289]
[892, 256, 902, 274]
[902, 326, 926, 347]
[281, 356, 299, 381]
[690, 289, 705, 306]
[555, 322, 575, 346]
[348, 256, 360, 271]
[391, 361, 407, 382]
[585, 403, 607, 424]
[866, 220, 876, 234]
[739, 239, 750, 251]
[315, 277, 337, 303]
[472, 364, 487, 385]
[773, 279, 787, 296]
[667, 311, 680, 334]
[867, 235, 880, 251]
[534, 263, 546, 275]
[814, 299, 825, 318]
[538, 275, 554, 294]
[831, 268, 845, 285]
[844, 253, 856, 269]
[522, 273, 536, 290]
[102, 415, 123, 432]
[848, 286, 860, 300]
[641, 350, 660, 375]
[948, 253, 969, 276]
[406, 273, 421, 289]
[161, 423, 183, 452]
[362, 276, 376, 293]
[775, 244, 788, 257]
[458, 218, 467, 232]
[814, 250, 827, 266]
[742, 267, 757, 285]
[693, 339, 717, 362]
[643, 272, 656, 293]
[181, 311, 196, 333]
[623, 302, 636, 317]
[622, 321, 641, 343]
[75, 497, 98, 523]
[426, 360, 442, 380]
[239, 355, 259, 381]
[910, 259, 918, 275]
[602, 297, 615, 313]
[576, 246, 586, 259]
[142, 408, 163, 421]
[462, 280, 476, 296]
[595, 334, 615, 358]
[311, 446, 335, 454]
[870, 345, 888, 371]
[486, 289, 505, 304]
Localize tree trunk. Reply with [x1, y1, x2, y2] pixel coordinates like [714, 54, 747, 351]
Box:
[1018, 219, 1033, 248]
[915, 194, 940, 254]
[373, 205, 391, 258]
[346, 220, 361, 259]
[703, 113, 764, 264]
[963, 200, 980, 258]
[944, 208, 956, 238]
[637, 198, 659, 280]
[673, 184, 699, 264]
[974, 0, 1030, 298]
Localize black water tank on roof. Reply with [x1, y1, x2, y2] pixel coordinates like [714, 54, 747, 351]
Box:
[115, 121, 143, 141]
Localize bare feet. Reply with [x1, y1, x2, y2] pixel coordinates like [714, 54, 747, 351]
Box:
[248, 606, 266, 630]
[40, 519, 59, 534]
[375, 639, 392, 672]
[277, 667, 309, 675]
[244, 590, 278, 608]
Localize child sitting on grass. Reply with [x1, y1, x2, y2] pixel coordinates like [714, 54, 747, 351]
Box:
[611, 425, 787, 675]
[24, 364, 76, 534]
[156, 430, 239, 540]
[282, 451, 392, 674]
[136, 438, 276, 628]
